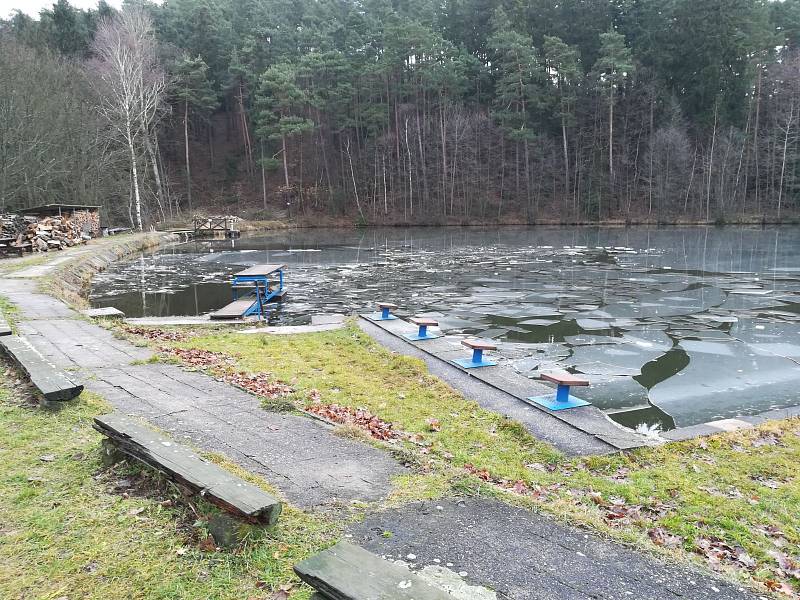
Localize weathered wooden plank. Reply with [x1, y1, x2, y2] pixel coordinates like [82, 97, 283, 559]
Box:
[93, 412, 281, 525]
[540, 370, 590, 387]
[210, 299, 255, 320]
[461, 338, 496, 351]
[0, 335, 82, 401]
[235, 264, 286, 277]
[294, 541, 452, 600]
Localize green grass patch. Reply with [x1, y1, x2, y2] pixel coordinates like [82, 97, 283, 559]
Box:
[0, 296, 18, 330]
[171, 324, 800, 594]
[0, 376, 337, 600]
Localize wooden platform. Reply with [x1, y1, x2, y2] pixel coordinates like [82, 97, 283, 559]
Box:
[210, 299, 256, 320]
[0, 335, 83, 401]
[235, 264, 286, 277]
[294, 541, 452, 600]
[94, 412, 281, 525]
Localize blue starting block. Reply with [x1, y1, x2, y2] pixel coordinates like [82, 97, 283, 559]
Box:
[452, 339, 497, 369]
[368, 302, 399, 321]
[526, 371, 591, 411]
[210, 264, 286, 321]
[404, 317, 441, 341]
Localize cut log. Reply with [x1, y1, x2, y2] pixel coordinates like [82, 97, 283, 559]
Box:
[294, 541, 452, 600]
[0, 335, 83, 401]
[93, 412, 281, 525]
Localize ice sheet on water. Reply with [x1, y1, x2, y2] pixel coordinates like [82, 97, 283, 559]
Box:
[575, 319, 615, 330]
[566, 343, 665, 377]
[602, 285, 727, 319]
[729, 320, 800, 359]
[621, 330, 673, 351]
[565, 334, 623, 346]
[517, 318, 560, 327]
[576, 376, 650, 411]
[649, 339, 800, 426]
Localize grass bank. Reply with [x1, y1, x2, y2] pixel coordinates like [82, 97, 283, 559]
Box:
[146, 323, 799, 597]
[0, 363, 337, 600]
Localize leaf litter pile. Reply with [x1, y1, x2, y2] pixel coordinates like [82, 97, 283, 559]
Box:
[122, 326, 189, 343]
[222, 371, 294, 400]
[306, 401, 402, 441]
[160, 346, 239, 369]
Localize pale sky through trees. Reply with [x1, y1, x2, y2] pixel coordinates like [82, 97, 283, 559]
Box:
[0, 0, 122, 19]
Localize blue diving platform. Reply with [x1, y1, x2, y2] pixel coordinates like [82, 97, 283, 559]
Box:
[526, 371, 591, 411]
[210, 264, 286, 321]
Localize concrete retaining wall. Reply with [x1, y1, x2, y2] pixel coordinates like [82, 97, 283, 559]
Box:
[43, 233, 174, 308]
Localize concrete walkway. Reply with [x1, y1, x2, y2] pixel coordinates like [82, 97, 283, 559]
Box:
[0, 277, 402, 510]
[360, 316, 651, 455]
[351, 499, 759, 600]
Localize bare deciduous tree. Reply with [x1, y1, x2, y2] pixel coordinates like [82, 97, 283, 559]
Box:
[90, 7, 166, 231]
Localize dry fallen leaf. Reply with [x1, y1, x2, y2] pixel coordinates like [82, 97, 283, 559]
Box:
[648, 527, 682, 548]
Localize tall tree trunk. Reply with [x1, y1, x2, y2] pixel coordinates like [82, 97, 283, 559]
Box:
[346, 137, 365, 222]
[561, 115, 569, 209]
[684, 146, 697, 214]
[706, 102, 718, 222]
[753, 64, 762, 213]
[126, 120, 143, 231]
[281, 134, 290, 188]
[144, 133, 164, 220]
[647, 94, 654, 216]
[440, 102, 447, 214]
[184, 99, 192, 215]
[261, 140, 268, 210]
[405, 117, 413, 218]
[608, 86, 615, 183]
[778, 104, 794, 220]
[208, 122, 215, 170]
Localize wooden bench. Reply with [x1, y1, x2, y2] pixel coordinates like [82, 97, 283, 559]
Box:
[369, 301, 399, 321]
[94, 412, 281, 544]
[404, 317, 440, 341]
[526, 369, 591, 411]
[295, 540, 452, 600]
[452, 338, 498, 369]
[0, 335, 83, 405]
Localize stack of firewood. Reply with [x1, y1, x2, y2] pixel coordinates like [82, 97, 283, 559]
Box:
[0, 214, 27, 239]
[9, 215, 90, 252]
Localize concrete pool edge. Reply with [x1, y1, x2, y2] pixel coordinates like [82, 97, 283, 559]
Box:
[662, 405, 800, 441]
[358, 315, 655, 455]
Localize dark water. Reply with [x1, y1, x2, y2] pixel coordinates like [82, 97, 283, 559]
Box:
[90, 226, 800, 432]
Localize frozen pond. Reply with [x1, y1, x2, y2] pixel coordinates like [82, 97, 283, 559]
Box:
[90, 226, 800, 432]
